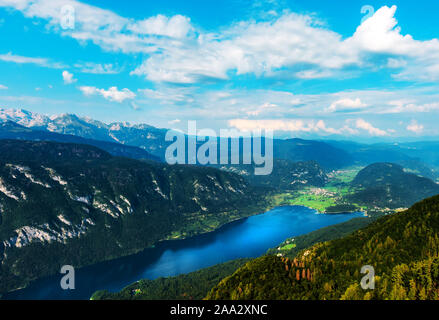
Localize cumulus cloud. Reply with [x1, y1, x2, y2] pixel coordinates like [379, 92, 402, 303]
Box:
[62, 70, 76, 84]
[348, 5, 439, 81]
[0, 0, 193, 54]
[129, 5, 439, 84]
[0, 84, 7, 90]
[326, 98, 367, 113]
[3, 2, 439, 83]
[131, 12, 357, 83]
[227, 119, 355, 135]
[406, 120, 424, 134]
[79, 86, 136, 103]
[127, 14, 193, 38]
[355, 119, 388, 136]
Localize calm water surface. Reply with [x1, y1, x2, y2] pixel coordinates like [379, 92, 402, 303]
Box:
[4, 206, 363, 300]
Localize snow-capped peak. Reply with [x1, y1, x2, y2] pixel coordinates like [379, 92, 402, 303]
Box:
[0, 108, 49, 127]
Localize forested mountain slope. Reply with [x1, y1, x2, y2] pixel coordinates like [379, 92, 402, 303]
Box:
[1, 109, 354, 169]
[349, 163, 439, 208]
[0, 121, 160, 162]
[207, 195, 439, 300]
[217, 160, 327, 190]
[0, 140, 267, 294]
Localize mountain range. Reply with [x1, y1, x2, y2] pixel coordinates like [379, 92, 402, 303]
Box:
[0, 108, 169, 160]
[0, 121, 160, 162]
[349, 162, 439, 209]
[1, 107, 439, 297]
[0, 108, 354, 170]
[0, 140, 269, 294]
[3, 108, 439, 174]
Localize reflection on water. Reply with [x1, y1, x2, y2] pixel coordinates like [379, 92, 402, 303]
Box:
[4, 206, 363, 300]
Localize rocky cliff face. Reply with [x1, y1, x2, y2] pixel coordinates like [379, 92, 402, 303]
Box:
[0, 140, 266, 294]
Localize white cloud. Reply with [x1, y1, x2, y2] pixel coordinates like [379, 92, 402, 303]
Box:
[326, 98, 367, 113]
[4, 2, 439, 83]
[0, 0, 193, 54]
[348, 5, 439, 81]
[406, 120, 424, 134]
[0, 52, 65, 68]
[246, 102, 278, 116]
[385, 100, 439, 113]
[62, 70, 76, 84]
[132, 12, 357, 83]
[295, 69, 333, 79]
[355, 119, 388, 136]
[79, 86, 97, 96]
[129, 5, 439, 83]
[387, 58, 407, 69]
[127, 14, 193, 38]
[0, 84, 8, 90]
[227, 119, 353, 135]
[168, 119, 181, 125]
[79, 86, 136, 103]
[139, 87, 195, 104]
[74, 62, 120, 74]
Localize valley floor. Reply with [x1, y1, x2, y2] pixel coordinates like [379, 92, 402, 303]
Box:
[270, 166, 402, 216]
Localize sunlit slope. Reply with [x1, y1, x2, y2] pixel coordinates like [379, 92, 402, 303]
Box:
[207, 195, 439, 300]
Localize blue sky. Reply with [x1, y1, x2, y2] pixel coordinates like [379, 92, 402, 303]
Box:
[1, 0, 439, 141]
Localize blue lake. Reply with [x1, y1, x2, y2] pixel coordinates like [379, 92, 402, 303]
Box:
[4, 206, 364, 300]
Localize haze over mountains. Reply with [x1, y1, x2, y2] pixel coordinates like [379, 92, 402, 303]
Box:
[0, 107, 439, 297]
[2, 108, 439, 172]
[349, 163, 439, 208]
[0, 108, 169, 159]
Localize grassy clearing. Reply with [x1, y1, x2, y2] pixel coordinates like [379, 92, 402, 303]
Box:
[279, 243, 296, 250]
[270, 166, 365, 213]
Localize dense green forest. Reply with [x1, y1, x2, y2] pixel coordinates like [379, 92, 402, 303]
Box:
[93, 215, 378, 300]
[207, 195, 439, 300]
[0, 140, 270, 294]
[267, 215, 379, 259]
[349, 163, 439, 209]
[91, 259, 251, 300]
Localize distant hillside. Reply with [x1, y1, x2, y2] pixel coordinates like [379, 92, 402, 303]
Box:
[327, 140, 439, 169]
[397, 159, 438, 181]
[274, 139, 353, 170]
[216, 160, 328, 190]
[0, 109, 354, 169]
[0, 121, 160, 162]
[0, 108, 169, 159]
[0, 140, 268, 294]
[91, 259, 251, 300]
[207, 195, 439, 300]
[349, 163, 439, 208]
[95, 216, 376, 300]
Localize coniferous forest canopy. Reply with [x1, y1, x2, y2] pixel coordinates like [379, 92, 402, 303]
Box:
[1, 0, 439, 306]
